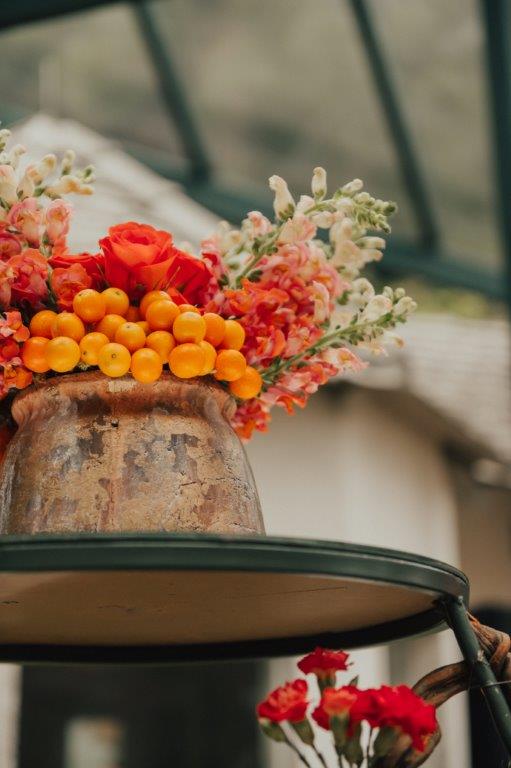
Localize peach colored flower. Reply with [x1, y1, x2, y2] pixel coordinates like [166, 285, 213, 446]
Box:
[51, 263, 92, 311]
[44, 199, 73, 244]
[8, 249, 48, 305]
[278, 213, 317, 245]
[7, 198, 42, 246]
[0, 228, 23, 261]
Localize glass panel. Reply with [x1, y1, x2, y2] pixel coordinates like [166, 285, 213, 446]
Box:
[371, 0, 500, 272]
[152, 0, 415, 238]
[0, 5, 183, 163]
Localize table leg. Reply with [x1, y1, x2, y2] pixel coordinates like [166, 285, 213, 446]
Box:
[444, 596, 511, 756]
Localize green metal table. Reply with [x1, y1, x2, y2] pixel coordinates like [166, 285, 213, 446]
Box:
[0, 533, 509, 754]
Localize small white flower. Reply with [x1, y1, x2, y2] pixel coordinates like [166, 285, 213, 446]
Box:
[29, 154, 57, 186]
[295, 194, 314, 214]
[357, 236, 386, 250]
[45, 174, 93, 197]
[393, 296, 417, 316]
[361, 294, 393, 322]
[61, 149, 76, 176]
[269, 175, 295, 219]
[0, 164, 18, 205]
[7, 144, 26, 169]
[341, 179, 364, 195]
[350, 278, 375, 308]
[311, 167, 327, 199]
[244, 211, 272, 238]
[278, 213, 316, 245]
[311, 210, 335, 228]
[330, 217, 353, 246]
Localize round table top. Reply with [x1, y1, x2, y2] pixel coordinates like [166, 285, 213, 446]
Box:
[0, 533, 469, 664]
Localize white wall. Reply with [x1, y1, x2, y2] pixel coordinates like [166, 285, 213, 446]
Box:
[0, 666, 21, 768]
[246, 387, 469, 768]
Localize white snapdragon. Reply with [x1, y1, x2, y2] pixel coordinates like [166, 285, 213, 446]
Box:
[393, 296, 417, 316]
[0, 164, 18, 205]
[45, 174, 94, 198]
[361, 294, 393, 322]
[311, 166, 327, 200]
[269, 175, 295, 220]
[214, 220, 244, 254]
[61, 149, 76, 176]
[278, 213, 317, 245]
[3, 144, 26, 169]
[341, 179, 364, 196]
[29, 154, 57, 186]
[243, 211, 272, 238]
[295, 195, 334, 228]
[350, 278, 375, 308]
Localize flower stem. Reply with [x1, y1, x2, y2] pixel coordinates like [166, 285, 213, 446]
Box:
[282, 734, 314, 768]
[312, 744, 329, 768]
[260, 316, 383, 386]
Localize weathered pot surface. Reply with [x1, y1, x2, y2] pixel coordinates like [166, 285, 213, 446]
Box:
[0, 371, 264, 535]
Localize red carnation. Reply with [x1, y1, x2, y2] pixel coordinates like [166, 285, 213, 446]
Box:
[298, 647, 350, 679]
[312, 686, 358, 730]
[375, 686, 437, 752]
[257, 679, 309, 723]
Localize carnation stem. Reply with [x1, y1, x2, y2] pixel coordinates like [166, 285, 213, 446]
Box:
[312, 744, 329, 768]
[282, 734, 315, 768]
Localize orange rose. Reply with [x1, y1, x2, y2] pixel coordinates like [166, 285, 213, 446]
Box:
[99, 222, 211, 302]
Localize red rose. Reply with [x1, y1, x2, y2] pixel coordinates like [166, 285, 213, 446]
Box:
[257, 679, 309, 723]
[49, 244, 104, 286]
[99, 222, 212, 303]
[298, 647, 350, 679]
[312, 686, 359, 730]
[51, 264, 92, 311]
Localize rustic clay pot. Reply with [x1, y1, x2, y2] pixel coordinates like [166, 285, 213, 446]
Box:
[0, 372, 265, 535]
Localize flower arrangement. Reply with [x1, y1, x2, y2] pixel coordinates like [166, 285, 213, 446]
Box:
[257, 647, 438, 767]
[0, 130, 416, 443]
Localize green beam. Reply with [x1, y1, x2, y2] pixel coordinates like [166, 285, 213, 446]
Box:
[348, 0, 439, 251]
[131, 2, 211, 184]
[0, 0, 132, 30]
[479, 0, 511, 313]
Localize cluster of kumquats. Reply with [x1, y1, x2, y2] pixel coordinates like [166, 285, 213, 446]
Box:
[21, 288, 262, 399]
